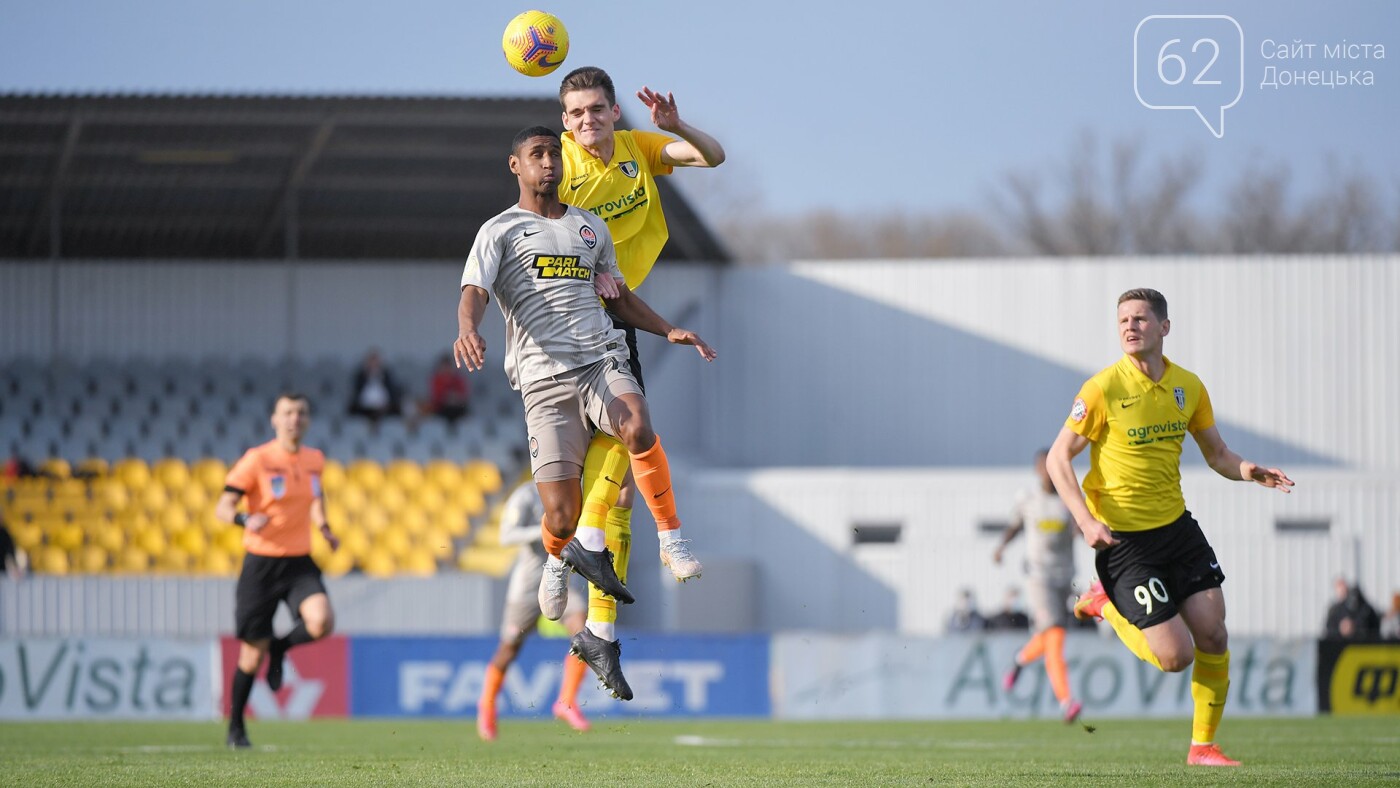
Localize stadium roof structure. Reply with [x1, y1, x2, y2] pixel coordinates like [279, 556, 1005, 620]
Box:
[0, 93, 728, 261]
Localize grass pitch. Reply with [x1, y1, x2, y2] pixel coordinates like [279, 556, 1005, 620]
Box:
[2, 717, 1397, 786]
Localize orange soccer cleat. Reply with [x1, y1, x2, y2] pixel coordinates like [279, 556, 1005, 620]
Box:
[552, 699, 591, 732]
[1187, 743, 1241, 767]
[1073, 580, 1109, 622]
[476, 704, 498, 742]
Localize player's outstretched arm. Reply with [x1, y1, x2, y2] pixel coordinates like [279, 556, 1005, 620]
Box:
[1047, 427, 1118, 549]
[638, 87, 726, 168]
[603, 286, 717, 362]
[1192, 425, 1295, 492]
[992, 518, 1024, 564]
[454, 285, 490, 372]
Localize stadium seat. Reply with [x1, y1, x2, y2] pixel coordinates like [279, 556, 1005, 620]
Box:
[37, 545, 69, 575]
[456, 545, 515, 577]
[402, 549, 437, 577]
[464, 460, 503, 494]
[50, 521, 85, 552]
[319, 549, 354, 577]
[41, 458, 72, 479]
[117, 546, 151, 573]
[77, 544, 109, 574]
[361, 553, 397, 578]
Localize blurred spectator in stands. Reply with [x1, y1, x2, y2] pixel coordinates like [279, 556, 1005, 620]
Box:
[1382, 593, 1400, 641]
[947, 587, 987, 632]
[2, 455, 43, 480]
[1324, 577, 1381, 640]
[347, 348, 403, 426]
[0, 512, 26, 580]
[987, 586, 1031, 631]
[414, 353, 471, 427]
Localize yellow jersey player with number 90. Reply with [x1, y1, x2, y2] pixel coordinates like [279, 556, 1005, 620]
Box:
[1046, 288, 1294, 768]
[554, 65, 726, 692]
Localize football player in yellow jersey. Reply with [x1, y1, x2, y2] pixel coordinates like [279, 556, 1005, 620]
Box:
[554, 66, 725, 691]
[1046, 288, 1293, 768]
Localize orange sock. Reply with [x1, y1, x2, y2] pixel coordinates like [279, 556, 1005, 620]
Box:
[540, 520, 570, 557]
[480, 664, 505, 710]
[629, 436, 679, 531]
[1017, 631, 1047, 665]
[558, 653, 587, 706]
[1043, 626, 1071, 704]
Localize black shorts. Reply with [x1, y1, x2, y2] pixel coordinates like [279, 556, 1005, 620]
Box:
[1095, 510, 1225, 629]
[234, 554, 327, 642]
[608, 313, 645, 393]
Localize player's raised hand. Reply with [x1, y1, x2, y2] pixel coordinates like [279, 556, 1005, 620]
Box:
[454, 331, 487, 372]
[245, 513, 269, 533]
[1243, 462, 1294, 492]
[1078, 518, 1118, 550]
[637, 87, 681, 132]
[593, 271, 621, 299]
[666, 328, 717, 362]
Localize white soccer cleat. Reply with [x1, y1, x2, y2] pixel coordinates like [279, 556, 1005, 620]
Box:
[538, 557, 570, 620]
[659, 538, 702, 582]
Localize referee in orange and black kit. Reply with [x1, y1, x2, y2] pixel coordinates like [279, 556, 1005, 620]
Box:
[214, 392, 340, 749]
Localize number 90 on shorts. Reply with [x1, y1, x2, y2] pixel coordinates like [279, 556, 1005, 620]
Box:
[1134, 577, 1170, 615]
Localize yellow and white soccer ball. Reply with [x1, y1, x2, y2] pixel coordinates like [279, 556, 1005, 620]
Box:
[501, 10, 569, 77]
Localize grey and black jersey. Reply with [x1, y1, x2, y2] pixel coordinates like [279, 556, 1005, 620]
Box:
[1013, 488, 1076, 581]
[461, 205, 627, 390]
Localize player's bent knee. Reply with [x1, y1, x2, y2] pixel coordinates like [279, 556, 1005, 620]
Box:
[1158, 647, 1195, 673]
[615, 418, 655, 453]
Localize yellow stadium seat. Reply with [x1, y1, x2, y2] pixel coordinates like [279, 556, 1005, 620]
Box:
[425, 460, 463, 488]
[403, 549, 437, 577]
[413, 485, 449, 514]
[464, 460, 502, 494]
[10, 521, 44, 552]
[158, 547, 193, 573]
[321, 459, 346, 489]
[153, 458, 191, 488]
[203, 549, 237, 577]
[361, 552, 397, 578]
[178, 485, 210, 512]
[172, 526, 208, 555]
[386, 460, 424, 489]
[347, 459, 385, 488]
[456, 545, 516, 577]
[449, 486, 487, 518]
[398, 508, 430, 536]
[76, 457, 110, 477]
[51, 478, 88, 506]
[334, 483, 369, 512]
[50, 522, 85, 552]
[441, 512, 471, 539]
[375, 484, 409, 512]
[420, 526, 455, 556]
[215, 527, 244, 555]
[135, 526, 167, 556]
[37, 545, 70, 575]
[92, 480, 131, 511]
[378, 527, 412, 560]
[113, 459, 151, 489]
[339, 529, 372, 560]
[191, 458, 228, 490]
[94, 523, 125, 553]
[139, 485, 170, 512]
[320, 550, 355, 577]
[117, 546, 151, 573]
[359, 506, 391, 536]
[77, 545, 108, 574]
[42, 458, 72, 479]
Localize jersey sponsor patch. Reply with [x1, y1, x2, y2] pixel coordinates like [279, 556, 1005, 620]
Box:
[531, 254, 592, 281]
[270, 475, 286, 499]
[579, 225, 597, 248]
[619, 160, 638, 178]
[1070, 397, 1088, 422]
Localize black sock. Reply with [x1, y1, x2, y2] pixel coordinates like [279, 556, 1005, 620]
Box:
[229, 668, 255, 729]
[274, 621, 314, 653]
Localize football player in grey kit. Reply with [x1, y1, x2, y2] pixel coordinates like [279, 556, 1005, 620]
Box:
[454, 126, 716, 699]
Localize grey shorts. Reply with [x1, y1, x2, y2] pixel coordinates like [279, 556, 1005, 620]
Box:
[1026, 574, 1073, 631]
[521, 356, 643, 482]
[501, 548, 586, 643]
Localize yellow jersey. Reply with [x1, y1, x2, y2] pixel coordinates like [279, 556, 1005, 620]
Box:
[560, 129, 674, 289]
[1064, 355, 1215, 532]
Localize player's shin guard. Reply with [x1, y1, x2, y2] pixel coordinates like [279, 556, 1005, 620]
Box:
[1191, 649, 1230, 744]
[586, 507, 632, 637]
[1043, 626, 1072, 704]
[629, 436, 679, 532]
[1102, 602, 1165, 671]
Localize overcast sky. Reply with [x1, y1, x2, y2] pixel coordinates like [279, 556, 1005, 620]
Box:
[3, 0, 1397, 224]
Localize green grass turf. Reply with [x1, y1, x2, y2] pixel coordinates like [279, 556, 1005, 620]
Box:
[1, 717, 1397, 786]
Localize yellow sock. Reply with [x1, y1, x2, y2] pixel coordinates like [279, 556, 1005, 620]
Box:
[587, 507, 632, 626]
[1102, 601, 1165, 670]
[1191, 649, 1230, 744]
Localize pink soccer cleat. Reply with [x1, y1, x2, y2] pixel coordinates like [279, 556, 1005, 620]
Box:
[1187, 743, 1241, 767]
[552, 699, 591, 732]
